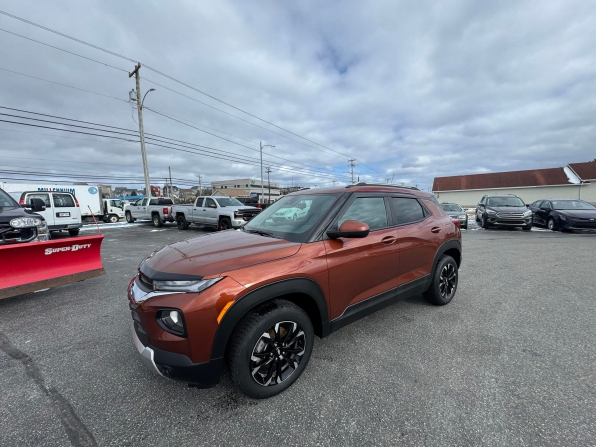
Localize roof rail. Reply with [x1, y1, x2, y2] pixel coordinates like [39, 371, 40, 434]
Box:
[346, 182, 420, 191]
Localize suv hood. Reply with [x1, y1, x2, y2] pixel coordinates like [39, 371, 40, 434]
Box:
[487, 206, 528, 214]
[0, 205, 44, 224]
[557, 209, 596, 219]
[141, 230, 300, 279]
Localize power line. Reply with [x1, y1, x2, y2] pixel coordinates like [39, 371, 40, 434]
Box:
[0, 67, 128, 102]
[0, 106, 350, 177]
[0, 9, 381, 174]
[0, 118, 349, 181]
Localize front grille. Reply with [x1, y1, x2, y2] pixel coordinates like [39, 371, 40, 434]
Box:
[497, 213, 524, 219]
[571, 221, 596, 229]
[0, 224, 36, 245]
[137, 271, 153, 291]
[130, 305, 150, 347]
[241, 209, 261, 221]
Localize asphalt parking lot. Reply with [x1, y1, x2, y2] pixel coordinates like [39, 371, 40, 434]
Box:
[1, 223, 595, 446]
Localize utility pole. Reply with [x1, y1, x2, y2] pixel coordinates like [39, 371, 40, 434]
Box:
[129, 63, 152, 200]
[348, 158, 356, 184]
[197, 174, 202, 196]
[168, 166, 173, 201]
[266, 167, 272, 203]
[260, 142, 275, 204]
[332, 180, 336, 187]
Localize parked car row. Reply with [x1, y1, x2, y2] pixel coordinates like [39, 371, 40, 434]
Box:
[440, 194, 596, 232]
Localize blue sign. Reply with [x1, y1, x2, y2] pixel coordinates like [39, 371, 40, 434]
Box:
[88, 187, 98, 194]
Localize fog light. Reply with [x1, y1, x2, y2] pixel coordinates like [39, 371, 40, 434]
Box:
[157, 309, 185, 336]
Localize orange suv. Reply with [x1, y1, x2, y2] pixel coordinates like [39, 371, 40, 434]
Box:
[128, 184, 462, 398]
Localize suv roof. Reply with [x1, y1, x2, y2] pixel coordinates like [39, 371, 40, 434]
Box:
[288, 185, 432, 198]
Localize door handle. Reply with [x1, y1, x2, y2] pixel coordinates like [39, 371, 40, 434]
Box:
[381, 236, 396, 244]
[431, 227, 441, 233]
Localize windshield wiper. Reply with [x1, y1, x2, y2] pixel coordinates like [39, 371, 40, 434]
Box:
[243, 228, 278, 238]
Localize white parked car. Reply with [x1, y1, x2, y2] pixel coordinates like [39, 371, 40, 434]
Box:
[272, 198, 311, 221]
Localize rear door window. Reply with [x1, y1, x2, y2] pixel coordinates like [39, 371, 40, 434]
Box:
[27, 193, 51, 207]
[195, 197, 204, 207]
[389, 198, 426, 226]
[338, 197, 388, 231]
[52, 193, 75, 208]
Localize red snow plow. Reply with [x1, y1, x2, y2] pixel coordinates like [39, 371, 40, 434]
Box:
[0, 234, 105, 300]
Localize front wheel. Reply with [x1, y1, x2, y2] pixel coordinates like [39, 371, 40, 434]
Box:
[109, 214, 119, 223]
[176, 215, 188, 230]
[547, 218, 557, 231]
[228, 300, 314, 399]
[218, 217, 232, 231]
[152, 214, 163, 228]
[481, 215, 491, 229]
[423, 255, 458, 305]
[125, 212, 135, 223]
[68, 229, 80, 237]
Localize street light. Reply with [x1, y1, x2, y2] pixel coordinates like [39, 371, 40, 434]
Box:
[129, 84, 156, 198]
[260, 142, 275, 204]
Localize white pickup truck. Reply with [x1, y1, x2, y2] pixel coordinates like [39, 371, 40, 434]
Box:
[124, 197, 175, 227]
[173, 196, 261, 231]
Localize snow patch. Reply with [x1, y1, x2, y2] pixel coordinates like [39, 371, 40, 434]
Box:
[563, 167, 581, 184]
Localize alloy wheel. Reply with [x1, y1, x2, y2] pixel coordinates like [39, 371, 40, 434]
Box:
[548, 219, 554, 230]
[439, 263, 457, 300]
[250, 321, 306, 387]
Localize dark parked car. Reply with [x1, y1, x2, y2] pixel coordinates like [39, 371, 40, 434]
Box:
[475, 194, 532, 230]
[529, 199, 596, 231]
[440, 203, 468, 229]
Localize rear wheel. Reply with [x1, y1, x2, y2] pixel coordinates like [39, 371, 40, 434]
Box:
[68, 229, 80, 237]
[424, 255, 458, 305]
[125, 212, 135, 223]
[152, 214, 163, 228]
[228, 300, 314, 399]
[219, 217, 232, 231]
[176, 215, 188, 230]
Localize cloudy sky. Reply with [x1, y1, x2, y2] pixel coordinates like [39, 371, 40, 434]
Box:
[1, 0, 595, 193]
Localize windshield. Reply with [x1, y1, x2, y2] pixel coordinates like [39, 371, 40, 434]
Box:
[0, 189, 18, 207]
[552, 200, 596, 210]
[441, 204, 463, 212]
[244, 194, 340, 243]
[486, 197, 525, 207]
[215, 197, 243, 207]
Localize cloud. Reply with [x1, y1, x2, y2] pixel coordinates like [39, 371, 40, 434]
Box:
[1, 0, 595, 193]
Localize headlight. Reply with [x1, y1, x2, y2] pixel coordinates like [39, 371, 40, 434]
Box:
[156, 309, 185, 336]
[37, 220, 48, 234]
[153, 277, 223, 293]
[234, 211, 243, 218]
[458, 215, 467, 219]
[486, 209, 497, 215]
[523, 210, 532, 217]
[10, 217, 42, 228]
[559, 214, 567, 221]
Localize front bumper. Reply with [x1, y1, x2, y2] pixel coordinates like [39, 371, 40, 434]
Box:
[132, 323, 223, 387]
[49, 223, 82, 231]
[486, 216, 532, 227]
[231, 218, 248, 228]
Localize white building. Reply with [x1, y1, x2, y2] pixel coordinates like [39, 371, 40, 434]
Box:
[433, 161, 596, 207]
[211, 178, 281, 203]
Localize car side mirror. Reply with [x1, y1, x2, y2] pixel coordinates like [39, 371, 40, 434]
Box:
[327, 220, 370, 239]
[30, 198, 46, 212]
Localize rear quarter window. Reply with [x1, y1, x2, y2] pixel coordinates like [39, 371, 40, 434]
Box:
[52, 193, 75, 208]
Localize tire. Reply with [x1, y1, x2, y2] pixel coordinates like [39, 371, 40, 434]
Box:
[218, 217, 232, 231]
[68, 229, 80, 237]
[475, 210, 481, 222]
[462, 223, 468, 230]
[152, 214, 163, 228]
[423, 255, 458, 305]
[481, 214, 491, 229]
[228, 300, 314, 399]
[547, 218, 557, 231]
[176, 215, 188, 230]
[109, 214, 119, 223]
[125, 212, 135, 223]
[102, 216, 109, 223]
